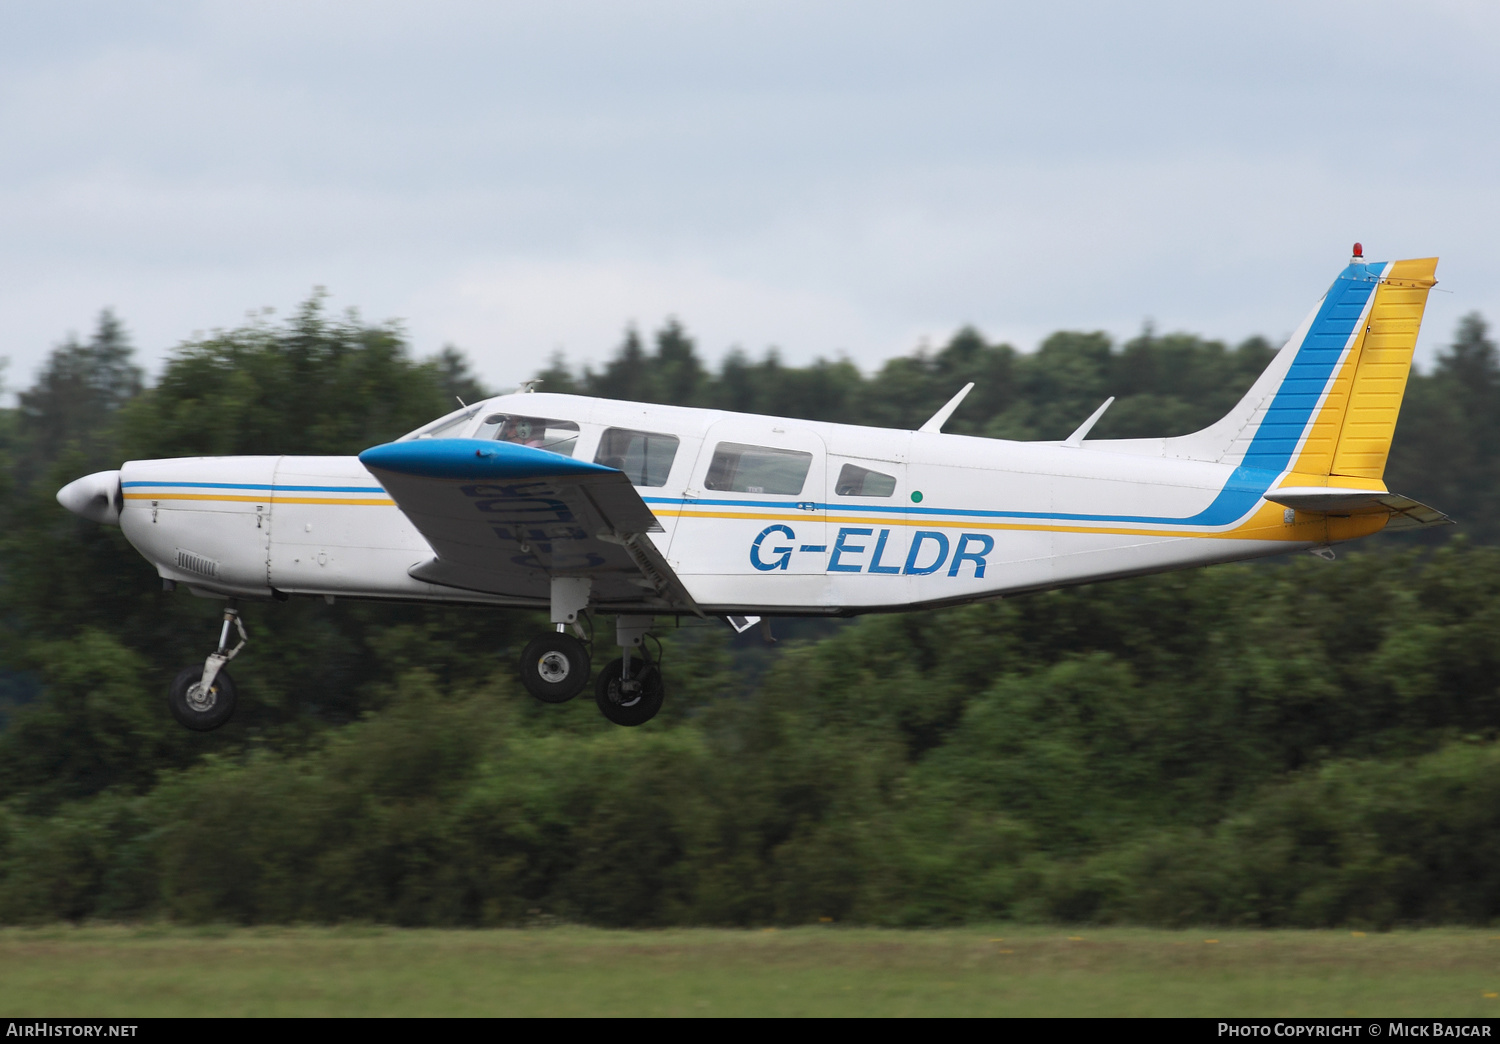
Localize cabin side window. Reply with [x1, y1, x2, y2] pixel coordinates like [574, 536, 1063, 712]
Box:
[705, 443, 813, 495]
[835, 463, 897, 497]
[594, 428, 680, 486]
[476, 415, 580, 457]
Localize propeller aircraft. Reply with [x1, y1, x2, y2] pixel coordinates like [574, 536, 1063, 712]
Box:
[57, 248, 1449, 730]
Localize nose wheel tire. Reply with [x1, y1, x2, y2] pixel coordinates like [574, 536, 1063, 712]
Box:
[167, 665, 237, 732]
[594, 657, 664, 726]
[519, 632, 592, 703]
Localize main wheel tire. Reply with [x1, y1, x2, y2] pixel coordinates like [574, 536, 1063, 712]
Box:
[167, 665, 237, 732]
[594, 656, 664, 726]
[519, 632, 592, 703]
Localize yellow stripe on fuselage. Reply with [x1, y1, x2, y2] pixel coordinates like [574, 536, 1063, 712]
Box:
[654, 504, 1381, 543]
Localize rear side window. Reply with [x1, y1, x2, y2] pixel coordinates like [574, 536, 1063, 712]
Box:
[705, 443, 813, 495]
[594, 428, 680, 487]
[835, 463, 897, 497]
[476, 415, 579, 457]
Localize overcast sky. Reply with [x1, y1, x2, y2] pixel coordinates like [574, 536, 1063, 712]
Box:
[0, 1, 1495, 395]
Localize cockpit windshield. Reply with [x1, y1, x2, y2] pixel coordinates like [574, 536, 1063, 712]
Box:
[475, 414, 580, 457]
[398, 403, 484, 441]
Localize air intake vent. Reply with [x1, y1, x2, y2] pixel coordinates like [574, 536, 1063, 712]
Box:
[176, 549, 219, 578]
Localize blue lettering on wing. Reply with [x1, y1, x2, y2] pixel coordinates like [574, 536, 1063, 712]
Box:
[490, 524, 589, 544]
[751, 524, 797, 571]
[549, 552, 608, 569]
[471, 497, 575, 522]
[460, 481, 556, 499]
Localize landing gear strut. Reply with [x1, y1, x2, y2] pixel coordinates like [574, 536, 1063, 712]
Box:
[516, 580, 666, 725]
[167, 602, 245, 732]
[519, 577, 593, 703]
[594, 653, 663, 726]
[594, 615, 663, 727]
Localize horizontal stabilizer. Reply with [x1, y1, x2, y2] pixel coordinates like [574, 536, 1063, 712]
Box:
[1265, 487, 1453, 530]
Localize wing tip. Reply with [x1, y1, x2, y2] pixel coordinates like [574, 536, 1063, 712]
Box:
[360, 438, 612, 480]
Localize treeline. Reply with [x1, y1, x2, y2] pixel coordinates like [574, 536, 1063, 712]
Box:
[0, 299, 1499, 927]
[5, 549, 1500, 927]
[539, 323, 1280, 442]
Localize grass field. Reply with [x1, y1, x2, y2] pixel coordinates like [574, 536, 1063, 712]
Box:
[2, 925, 1500, 1017]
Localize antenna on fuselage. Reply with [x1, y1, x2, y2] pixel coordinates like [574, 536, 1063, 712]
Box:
[517, 380, 543, 394]
[918, 383, 975, 433]
[1063, 397, 1116, 448]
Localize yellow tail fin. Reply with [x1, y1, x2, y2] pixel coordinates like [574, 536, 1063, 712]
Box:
[1327, 257, 1438, 481]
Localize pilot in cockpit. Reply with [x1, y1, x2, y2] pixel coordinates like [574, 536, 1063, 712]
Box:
[499, 417, 546, 447]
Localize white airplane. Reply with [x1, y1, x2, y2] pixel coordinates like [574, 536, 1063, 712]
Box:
[58, 248, 1449, 731]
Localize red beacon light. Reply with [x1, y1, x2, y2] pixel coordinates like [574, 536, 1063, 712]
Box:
[1352, 242, 1364, 260]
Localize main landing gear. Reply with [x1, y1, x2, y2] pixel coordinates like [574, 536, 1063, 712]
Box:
[516, 578, 665, 726]
[594, 616, 662, 727]
[167, 602, 246, 732]
[519, 628, 591, 703]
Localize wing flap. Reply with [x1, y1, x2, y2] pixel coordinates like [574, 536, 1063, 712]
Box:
[359, 439, 697, 609]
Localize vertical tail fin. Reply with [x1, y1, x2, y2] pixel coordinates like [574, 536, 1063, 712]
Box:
[1165, 255, 1438, 487]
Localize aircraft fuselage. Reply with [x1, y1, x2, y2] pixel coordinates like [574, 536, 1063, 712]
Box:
[113, 391, 1380, 616]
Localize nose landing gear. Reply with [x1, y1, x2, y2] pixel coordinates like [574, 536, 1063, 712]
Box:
[167, 603, 246, 732]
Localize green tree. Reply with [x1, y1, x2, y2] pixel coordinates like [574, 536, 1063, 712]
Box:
[0, 297, 520, 812]
[15, 310, 141, 486]
[1387, 313, 1500, 542]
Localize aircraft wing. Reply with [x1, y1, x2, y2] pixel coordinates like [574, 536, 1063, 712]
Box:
[359, 439, 701, 612]
[1265, 487, 1453, 531]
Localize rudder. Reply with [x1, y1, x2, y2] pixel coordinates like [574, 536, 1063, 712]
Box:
[1325, 257, 1438, 480]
